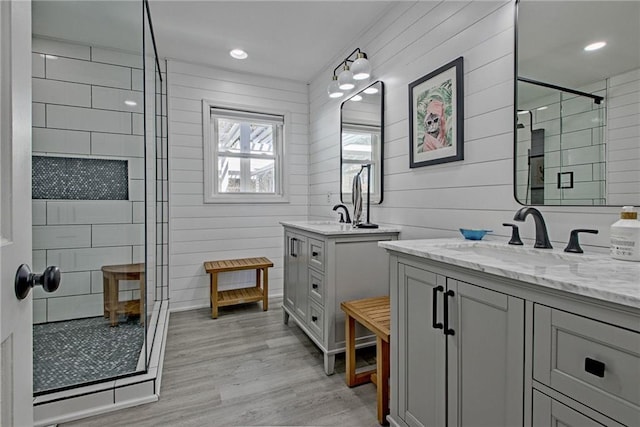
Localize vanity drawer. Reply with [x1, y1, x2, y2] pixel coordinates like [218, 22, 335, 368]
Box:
[308, 269, 324, 306]
[307, 301, 324, 341]
[308, 238, 324, 271]
[533, 305, 640, 426]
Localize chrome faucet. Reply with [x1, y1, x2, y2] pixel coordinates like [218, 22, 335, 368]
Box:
[513, 207, 553, 249]
[332, 204, 351, 224]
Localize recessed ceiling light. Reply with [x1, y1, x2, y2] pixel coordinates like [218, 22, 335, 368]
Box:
[230, 49, 248, 60]
[363, 87, 379, 95]
[584, 41, 606, 52]
[536, 106, 548, 111]
[124, 100, 137, 107]
[351, 95, 363, 102]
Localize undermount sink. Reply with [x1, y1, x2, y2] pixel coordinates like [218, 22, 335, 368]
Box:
[443, 242, 577, 267]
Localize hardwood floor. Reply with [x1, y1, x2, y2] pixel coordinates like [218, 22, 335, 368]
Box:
[63, 299, 380, 426]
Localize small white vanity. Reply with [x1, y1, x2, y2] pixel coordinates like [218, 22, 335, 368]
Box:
[379, 239, 639, 427]
[281, 221, 399, 374]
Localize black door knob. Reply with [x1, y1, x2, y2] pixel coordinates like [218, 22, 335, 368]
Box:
[15, 264, 61, 300]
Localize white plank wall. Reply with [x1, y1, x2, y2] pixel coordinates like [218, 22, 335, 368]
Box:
[308, 1, 621, 250]
[607, 68, 640, 206]
[167, 60, 309, 311]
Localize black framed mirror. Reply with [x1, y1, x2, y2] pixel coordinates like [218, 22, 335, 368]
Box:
[340, 81, 384, 204]
[514, 0, 640, 206]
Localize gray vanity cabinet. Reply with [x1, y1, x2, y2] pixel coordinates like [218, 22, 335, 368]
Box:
[393, 262, 525, 427]
[284, 230, 308, 320]
[282, 223, 399, 375]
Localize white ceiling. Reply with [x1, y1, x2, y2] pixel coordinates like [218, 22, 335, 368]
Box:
[147, 1, 394, 82]
[33, 1, 395, 83]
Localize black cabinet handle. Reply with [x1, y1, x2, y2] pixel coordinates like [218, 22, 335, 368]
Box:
[585, 357, 605, 378]
[290, 237, 297, 257]
[311, 315, 318, 322]
[432, 286, 444, 329]
[312, 251, 319, 257]
[444, 290, 455, 336]
[312, 283, 319, 290]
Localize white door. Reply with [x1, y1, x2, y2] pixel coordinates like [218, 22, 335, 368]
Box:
[1, 1, 34, 425]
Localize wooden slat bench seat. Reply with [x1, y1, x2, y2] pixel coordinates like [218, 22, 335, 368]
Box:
[204, 257, 273, 319]
[340, 295, 390, 425]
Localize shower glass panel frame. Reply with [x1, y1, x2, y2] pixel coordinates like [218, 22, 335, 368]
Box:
[31, 0, 167, 396]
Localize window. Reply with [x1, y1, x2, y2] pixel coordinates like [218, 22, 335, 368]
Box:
[203, 101, 288, 203]
[341, 123, 381, 201]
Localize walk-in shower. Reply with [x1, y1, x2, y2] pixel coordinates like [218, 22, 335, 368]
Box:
[31, 0, 167, 394]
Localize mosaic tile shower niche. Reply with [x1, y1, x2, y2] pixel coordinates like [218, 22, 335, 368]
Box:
[32, 156, 129, 200]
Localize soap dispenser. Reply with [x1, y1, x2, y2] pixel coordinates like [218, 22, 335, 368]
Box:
[610, 206, 640, 261]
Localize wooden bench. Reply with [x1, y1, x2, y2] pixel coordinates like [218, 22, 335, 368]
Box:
[204, 257, 273, 319]
[101, 263, 145, 327]
[340, 296, 390, 425]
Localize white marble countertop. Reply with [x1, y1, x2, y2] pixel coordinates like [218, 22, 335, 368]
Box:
[379, 238, 640, 309]
[281, 221, 401, 236]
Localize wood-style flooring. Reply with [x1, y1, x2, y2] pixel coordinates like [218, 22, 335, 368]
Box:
[63, 299, 380, 426]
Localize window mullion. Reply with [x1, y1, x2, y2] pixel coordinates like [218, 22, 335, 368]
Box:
[240, 122, 251, 192]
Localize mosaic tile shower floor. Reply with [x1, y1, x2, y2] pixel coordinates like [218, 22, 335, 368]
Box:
[33, 316, 144, 393]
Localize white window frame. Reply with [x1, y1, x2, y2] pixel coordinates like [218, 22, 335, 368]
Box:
[202, 99, 290, 204]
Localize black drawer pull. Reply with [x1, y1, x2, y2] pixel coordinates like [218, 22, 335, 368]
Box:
[312, 283, 319, 290]
[432, 286, 444, 329]
[444, 290, 455, 336]
[290, 237, 297, 258]
[311, 315, 318, 322]
[312, 251, 319, 257]
[585, 357, 605, 378]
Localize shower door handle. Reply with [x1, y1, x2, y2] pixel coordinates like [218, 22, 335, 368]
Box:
[15, 264, 61, 300]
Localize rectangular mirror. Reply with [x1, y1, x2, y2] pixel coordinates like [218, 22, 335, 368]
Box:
[340, 81, 384, 204]
[515, 0, 640, 206]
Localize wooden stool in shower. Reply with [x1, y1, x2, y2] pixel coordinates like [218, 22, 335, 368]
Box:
[101, 263, 145, 327]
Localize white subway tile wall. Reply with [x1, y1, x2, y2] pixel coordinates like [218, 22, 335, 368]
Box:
[32, 37, 147, 323]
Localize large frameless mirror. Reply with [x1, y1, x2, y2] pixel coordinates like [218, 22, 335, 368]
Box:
[515, 0, 640, 206]
[340, 81, 384, 204]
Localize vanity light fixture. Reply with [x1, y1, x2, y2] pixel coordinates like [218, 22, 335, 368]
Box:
[327, 48, 371, 98]
[229, 48, 248, 59]
[584, 41, 606, 51]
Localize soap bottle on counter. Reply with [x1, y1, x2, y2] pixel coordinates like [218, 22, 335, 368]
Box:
[610, 206, 640, 261]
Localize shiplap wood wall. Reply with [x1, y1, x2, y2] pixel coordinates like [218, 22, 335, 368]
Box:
[167, 60, 309, 311]
[308, 0, 620, 249]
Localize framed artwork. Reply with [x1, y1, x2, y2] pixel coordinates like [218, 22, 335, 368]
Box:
[409, 56, 464, 168]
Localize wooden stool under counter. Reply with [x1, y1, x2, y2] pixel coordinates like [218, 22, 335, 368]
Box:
[341, 296, 391, 425]
[204, 257, 273, 319]
[101, 263, 145, 327]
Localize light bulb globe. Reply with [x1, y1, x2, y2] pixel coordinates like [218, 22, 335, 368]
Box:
[338, 65, 355, 90]
[351, 54, 371, 80]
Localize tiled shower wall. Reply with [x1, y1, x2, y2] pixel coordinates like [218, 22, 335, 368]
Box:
[31, 37, 145, 323]
[516, 79, 607, 205]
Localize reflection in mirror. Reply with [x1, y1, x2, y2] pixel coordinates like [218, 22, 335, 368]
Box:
[515, 0, 640, 206]
[340, 81, 384, 204]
